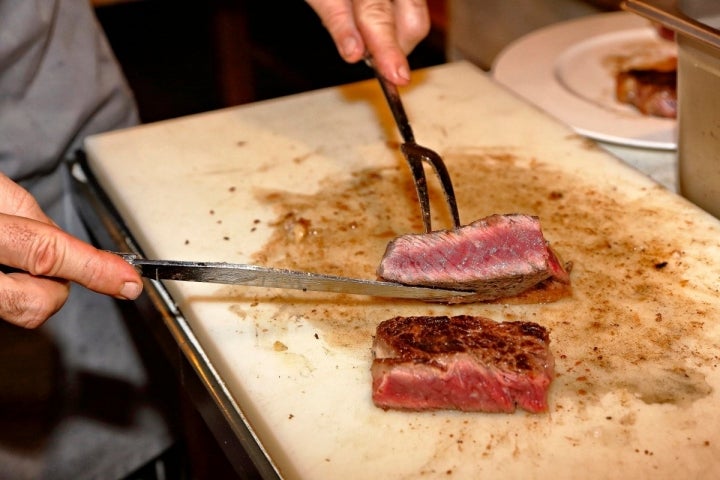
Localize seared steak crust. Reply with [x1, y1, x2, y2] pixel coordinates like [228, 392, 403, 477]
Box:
[371, 315, 554, 413]
[377, 214, 569, 302]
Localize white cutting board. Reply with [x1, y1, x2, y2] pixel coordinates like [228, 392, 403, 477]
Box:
[85, 62, 720, 479]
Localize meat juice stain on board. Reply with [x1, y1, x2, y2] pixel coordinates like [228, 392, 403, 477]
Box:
[234, 148, 717, 410]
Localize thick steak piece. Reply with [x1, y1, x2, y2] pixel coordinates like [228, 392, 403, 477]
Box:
[377, 214, 569, 301]
[371, 315, 554, 413]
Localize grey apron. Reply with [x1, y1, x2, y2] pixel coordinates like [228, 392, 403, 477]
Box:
[0, 0, 174, 478]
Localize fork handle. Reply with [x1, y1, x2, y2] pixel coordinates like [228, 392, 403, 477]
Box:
[365, 57, 415, 144]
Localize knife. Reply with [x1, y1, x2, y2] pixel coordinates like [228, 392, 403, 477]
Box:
[116, 253, 476, 301]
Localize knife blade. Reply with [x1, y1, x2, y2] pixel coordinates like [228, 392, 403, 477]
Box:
[116, 253, 476, 301]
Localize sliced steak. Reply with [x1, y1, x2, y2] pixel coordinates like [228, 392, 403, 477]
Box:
[377, 214, 570, 302]
[371, 315, 554, 413]
[616, 69, 677, 118]
[615, 54, 677, 119]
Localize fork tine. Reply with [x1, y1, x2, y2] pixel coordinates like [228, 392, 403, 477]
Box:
[366, 56, 461, 233]
[401, 149, 432, 233]
[403, 143, 462, 231]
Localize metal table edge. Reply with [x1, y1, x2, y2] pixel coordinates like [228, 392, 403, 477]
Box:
[623, 0, 720, 49]
[68, 151, 282, 480]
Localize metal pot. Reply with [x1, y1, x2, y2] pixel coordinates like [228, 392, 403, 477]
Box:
[625, 0, 720, 217]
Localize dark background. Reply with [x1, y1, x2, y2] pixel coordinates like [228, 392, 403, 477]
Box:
[95, 0, 447, 123]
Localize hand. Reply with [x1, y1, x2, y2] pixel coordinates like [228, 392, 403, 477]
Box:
[307, 0, 430, 85]
[0, 173, 143, 328]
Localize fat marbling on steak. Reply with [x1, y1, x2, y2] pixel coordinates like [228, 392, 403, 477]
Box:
[371, 315, 554, 413]
[377, 214, 570, 302]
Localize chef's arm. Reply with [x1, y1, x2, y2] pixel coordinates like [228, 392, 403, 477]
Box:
[306, 0, 430, 86]
[0, 173, 142, 329]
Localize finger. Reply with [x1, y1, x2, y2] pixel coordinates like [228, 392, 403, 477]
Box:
[306, 0, 366, 63]
[0, 213, 143, 300]
[353, 0, 412, 85]
[0, 273, 69, 329]
[393, 0, 430, 54]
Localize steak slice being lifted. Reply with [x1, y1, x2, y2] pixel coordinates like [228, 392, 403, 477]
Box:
[371, 315, 554, 413]
[377, 214, 570, 302]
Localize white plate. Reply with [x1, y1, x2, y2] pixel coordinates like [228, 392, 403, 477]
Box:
[492, 11, 678, 150]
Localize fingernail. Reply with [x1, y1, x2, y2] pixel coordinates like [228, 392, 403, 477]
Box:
[119, 281, 142, 300]
[341, 36, 359, 58]
[397, 65, 411, 83]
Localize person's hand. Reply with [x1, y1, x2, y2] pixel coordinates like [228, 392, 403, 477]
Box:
[0, 173, 143, 329]
[306, 0, 431, 86]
